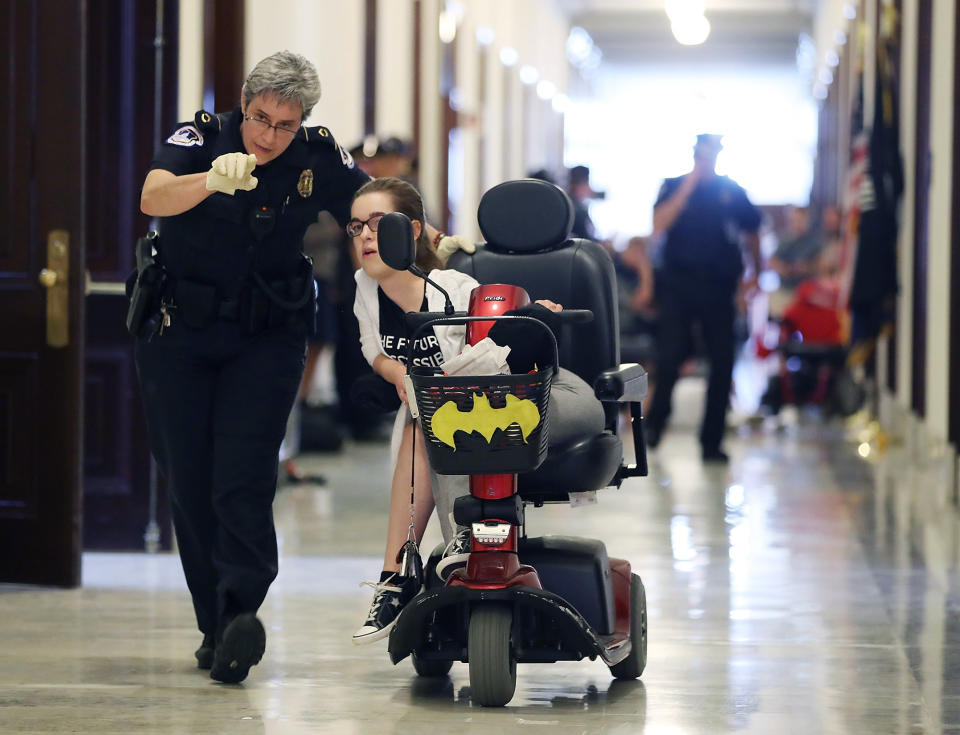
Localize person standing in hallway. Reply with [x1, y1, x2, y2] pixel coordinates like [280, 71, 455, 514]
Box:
[567, 165, 602, 241]
[645, 134, 762, 463]
[135, 51, 372, 683]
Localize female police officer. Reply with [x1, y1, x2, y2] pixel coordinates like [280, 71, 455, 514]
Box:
[137, 51, 376, 684]
[137, 50, 472, 684]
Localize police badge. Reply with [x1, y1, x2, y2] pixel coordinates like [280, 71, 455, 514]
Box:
[297, 169, 313, 198]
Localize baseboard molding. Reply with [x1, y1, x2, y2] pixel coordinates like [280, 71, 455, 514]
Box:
[877, 386, 958, 505]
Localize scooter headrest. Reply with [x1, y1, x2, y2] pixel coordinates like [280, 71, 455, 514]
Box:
[478, 179, 574, 253]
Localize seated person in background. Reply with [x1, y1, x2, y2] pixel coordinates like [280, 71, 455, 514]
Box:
[758, 244, 847, 414]
[349, 177, 605, 644]
[781, 244, 846, 346]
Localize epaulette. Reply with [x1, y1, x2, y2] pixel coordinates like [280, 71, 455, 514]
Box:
[298, 125, 336, 146]
[194, 110, 223, 135]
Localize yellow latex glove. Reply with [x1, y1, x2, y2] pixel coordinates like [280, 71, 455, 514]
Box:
[205, 152, 258, 195]
[436, 234, 476, 263]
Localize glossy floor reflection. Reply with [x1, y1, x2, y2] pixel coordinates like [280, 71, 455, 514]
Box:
[1, 381, 955, 733]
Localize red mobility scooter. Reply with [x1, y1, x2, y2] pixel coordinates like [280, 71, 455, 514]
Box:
[379, 179, 650, 706]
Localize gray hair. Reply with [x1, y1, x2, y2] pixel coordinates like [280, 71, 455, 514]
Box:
[243, 51, 321, 119]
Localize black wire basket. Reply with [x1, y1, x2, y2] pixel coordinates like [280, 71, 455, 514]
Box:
[409, 367, 554, 475]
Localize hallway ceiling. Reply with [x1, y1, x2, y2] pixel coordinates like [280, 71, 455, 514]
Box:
[556, 0, 818, 66]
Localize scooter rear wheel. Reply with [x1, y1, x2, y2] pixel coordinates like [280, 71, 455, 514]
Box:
[610, 573, 647, 679]
[411, 652, 453, 677]
[468, 604, 516, 706]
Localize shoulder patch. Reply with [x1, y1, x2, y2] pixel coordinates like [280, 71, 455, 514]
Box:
[166, 125, 204, 148]
[337, 143, 356, 169]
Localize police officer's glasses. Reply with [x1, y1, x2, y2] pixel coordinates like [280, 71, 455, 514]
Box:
[346, 214, 385, 237]
[243, 115, 299, 138]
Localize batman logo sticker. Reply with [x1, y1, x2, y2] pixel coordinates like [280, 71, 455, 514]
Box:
[430, 393, 541, 449]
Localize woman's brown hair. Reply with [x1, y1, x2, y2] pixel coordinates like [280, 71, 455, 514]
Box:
[351, 177, 443, 272]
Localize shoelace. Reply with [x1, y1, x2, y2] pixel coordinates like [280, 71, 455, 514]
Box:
[359, 576, 403, 622]
[442, 528, 471, 557]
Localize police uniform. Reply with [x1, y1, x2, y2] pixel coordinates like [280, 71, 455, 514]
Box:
[134, 108, 369, 641]
[646, 173, 761, 454]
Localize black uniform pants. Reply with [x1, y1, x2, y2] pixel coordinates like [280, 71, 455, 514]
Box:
[646, 273, 736, 452]
[135, 319, 306, 637]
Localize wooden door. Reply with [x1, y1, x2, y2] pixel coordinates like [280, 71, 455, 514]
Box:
[0, 0, 86, 586]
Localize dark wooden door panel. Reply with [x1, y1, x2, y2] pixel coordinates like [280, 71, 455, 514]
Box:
[0, 354, 40, 518]
[81, 0, 177, 551]
[0, 0, 84, 587]
[83, 296, 171, 551]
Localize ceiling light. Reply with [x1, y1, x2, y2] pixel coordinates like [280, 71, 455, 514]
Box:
[536, 80, 556, 100]
[566, 27, 593, 64]
[499, 46, 519, 67]
[438, 11, 457, 43]
[552, 93, 570, 113]
[519, 65, 540, 85]
[476, 26, 495, 46]
[671, 14, 710, 45]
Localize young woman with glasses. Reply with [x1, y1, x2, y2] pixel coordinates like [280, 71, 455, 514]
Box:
[348, 177, 606, 644]
[349, 177, 478, 643]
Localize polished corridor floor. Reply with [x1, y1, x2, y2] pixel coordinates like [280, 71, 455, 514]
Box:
[3, 384, 959, 733]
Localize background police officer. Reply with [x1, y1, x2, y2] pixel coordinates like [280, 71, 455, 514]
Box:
[645, 134, 762, 463]
[137, 51, 372, 684]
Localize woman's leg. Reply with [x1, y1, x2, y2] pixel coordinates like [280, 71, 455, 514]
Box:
[354, 420, 435, 644]
[381, 420, 435, 572]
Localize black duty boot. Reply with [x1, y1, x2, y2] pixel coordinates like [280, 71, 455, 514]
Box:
[701, 447, 730, 464]
[195, 633, 215, 670]
[210, 614, 266, 684]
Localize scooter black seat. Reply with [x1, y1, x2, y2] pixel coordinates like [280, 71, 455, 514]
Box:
[518, 431, 622, 503]
[448, 178, 641, 500]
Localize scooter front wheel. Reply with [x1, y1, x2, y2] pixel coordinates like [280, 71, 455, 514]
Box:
[468, 604, 516, 706]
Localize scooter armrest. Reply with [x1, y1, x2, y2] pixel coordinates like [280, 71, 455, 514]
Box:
[593, 363, 648, 403]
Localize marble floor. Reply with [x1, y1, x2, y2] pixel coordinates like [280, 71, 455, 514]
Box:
[3, 380, 960, 733]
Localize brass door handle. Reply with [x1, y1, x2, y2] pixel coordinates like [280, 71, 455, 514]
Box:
[39, 268, 60, 287]
[84, 270, 127, 296]
[41, 230, 69, 347]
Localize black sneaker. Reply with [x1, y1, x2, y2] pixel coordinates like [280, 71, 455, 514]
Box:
[195, 633, 215, 670]
[435, 526, 471, 581]
[352, 574, 419, 645]
[209, 613, 266, 684]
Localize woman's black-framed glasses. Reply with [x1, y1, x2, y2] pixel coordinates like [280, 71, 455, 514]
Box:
[346, 213, 385, 237]
[243, 114, 300, 138]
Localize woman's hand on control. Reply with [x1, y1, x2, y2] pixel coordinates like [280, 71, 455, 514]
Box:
[383, 358, 408, 405]
[535, 299, 563, 312]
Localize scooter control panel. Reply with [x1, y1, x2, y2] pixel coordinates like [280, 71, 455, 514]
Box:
[472, 521, 512, 545]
